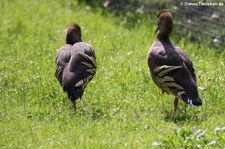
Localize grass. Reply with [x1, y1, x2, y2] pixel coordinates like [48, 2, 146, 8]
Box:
[0, 0, 225, 148]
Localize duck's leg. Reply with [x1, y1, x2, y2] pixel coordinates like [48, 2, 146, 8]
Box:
[184, 103, 187, 117]
[72, 100, 76, 112]
[173, 97, 179, 114]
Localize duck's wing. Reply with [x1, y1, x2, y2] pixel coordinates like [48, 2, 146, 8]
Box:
[70, 42, 96, 87]
[55, 44, 72, 85]
[175, 47, 196, 82]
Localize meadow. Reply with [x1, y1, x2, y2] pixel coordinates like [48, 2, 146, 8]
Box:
[0, 0, 225, 148]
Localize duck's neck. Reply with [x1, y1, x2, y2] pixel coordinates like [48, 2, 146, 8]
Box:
[66, 37, 82, 45]
[156, 30, 170, 41]
[156, 32, 175, 50]
[66, 32, 82, 45]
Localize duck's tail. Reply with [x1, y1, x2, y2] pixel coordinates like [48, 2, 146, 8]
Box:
[180, 94, 202, 106]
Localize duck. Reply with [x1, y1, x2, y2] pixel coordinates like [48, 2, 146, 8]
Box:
[147, 9, 202, 114]
[55, 23, 97, 111]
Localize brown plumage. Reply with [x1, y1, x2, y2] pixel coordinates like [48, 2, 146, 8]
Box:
[55, 23, 97, 111]
[147, 9, 202, 114]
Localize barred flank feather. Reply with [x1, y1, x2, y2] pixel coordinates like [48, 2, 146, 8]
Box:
[154, 65, 184, 94]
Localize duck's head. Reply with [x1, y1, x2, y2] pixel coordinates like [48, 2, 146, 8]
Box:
[66, 23, 82, 44]
[156, 9, 173, 39]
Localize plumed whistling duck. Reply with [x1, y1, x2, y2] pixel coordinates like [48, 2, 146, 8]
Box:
[147, 9, 202, 114]
[55, 23, 97, 111]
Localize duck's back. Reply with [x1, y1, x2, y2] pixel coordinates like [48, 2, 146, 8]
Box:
[61, 42, 96, 100]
